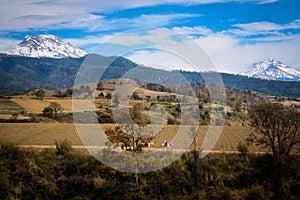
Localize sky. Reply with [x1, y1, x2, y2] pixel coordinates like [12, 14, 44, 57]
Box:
[0, 0, 300, 73]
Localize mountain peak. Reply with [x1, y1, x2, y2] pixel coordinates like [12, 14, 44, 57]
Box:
[240, 58, 300, 81]
[7, 34, 87, 59]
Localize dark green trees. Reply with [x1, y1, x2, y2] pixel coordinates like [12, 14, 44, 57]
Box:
[42, 102, 63, 119]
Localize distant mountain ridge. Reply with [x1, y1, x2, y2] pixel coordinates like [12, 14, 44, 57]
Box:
[7, 35, 87, 59]
[0, 54, 300, 97]
[240, 58, 300, 82]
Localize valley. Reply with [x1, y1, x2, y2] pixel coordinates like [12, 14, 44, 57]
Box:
[0, 77, 294, 154]
[0, 33, 300, 199]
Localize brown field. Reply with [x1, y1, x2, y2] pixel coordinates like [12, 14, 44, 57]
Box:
[0, 123, 264, 152]
[11, 97, 112, 114]
[12, 98, 73, 113]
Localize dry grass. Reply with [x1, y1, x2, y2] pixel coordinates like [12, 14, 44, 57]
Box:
[0, 123, 82, 145]
[11, 98, 71, 113]
[11, 98, 106, 114]
[0, 123, 263, 152]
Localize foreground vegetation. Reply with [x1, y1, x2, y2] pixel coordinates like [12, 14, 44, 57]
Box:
[0, 141, 299, 200]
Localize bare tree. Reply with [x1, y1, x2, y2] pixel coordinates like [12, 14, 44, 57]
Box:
[248, 102, 300, 199]
[248, 102, 300, 158]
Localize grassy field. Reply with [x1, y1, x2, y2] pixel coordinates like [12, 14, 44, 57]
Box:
[0, 123, 263, 152]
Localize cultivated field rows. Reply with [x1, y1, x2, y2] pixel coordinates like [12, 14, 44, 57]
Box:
[0, 123, 264, 152]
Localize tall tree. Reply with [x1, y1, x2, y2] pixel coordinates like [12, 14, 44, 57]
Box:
[249, 102, 300, 157]
[248, 102, 300, 199]
[50, 102, 63, 120]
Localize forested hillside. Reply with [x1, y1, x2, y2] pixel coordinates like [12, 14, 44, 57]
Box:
[1, 54, 300, 97]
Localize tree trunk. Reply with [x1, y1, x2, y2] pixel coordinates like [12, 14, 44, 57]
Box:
[135, 173, 139, 187]
[273, 156, 283, 200]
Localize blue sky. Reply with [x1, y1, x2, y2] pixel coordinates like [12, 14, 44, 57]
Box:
[1, 0, 300, 73]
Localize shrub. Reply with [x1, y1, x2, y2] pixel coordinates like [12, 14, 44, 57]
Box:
[0, 141, 23, 160]
[55, 139, 72, 155]
[237, 142, 248, 158]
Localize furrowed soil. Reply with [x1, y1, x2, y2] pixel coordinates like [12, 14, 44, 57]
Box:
[0, 123, 264, 152]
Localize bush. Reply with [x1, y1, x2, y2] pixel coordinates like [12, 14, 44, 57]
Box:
[0, 141, 23, 160]
[42, 106, 54, 118]
[97, 113, 115, 123]
[237, 142, 248, 157]
[55, 139, 72, 155]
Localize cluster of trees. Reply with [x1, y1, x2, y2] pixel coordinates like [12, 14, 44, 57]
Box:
[42, 102, 63, 119]
[144, 83, 171, 93]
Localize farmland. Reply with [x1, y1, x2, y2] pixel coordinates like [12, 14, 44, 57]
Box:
[0, 98, 25, 120]
[0, 80, 275, 153]
[0, 123, 264, 152]
[12, 97, 74, 113]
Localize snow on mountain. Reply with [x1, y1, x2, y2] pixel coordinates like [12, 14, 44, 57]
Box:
[240, 58, 300, 82]
[7, 35, 87, 58]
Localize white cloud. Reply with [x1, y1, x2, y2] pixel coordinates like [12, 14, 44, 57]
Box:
[127, 50, 197, 71]
[0, 0, 278, 33]
[60, 24, 300, 74]
[234, 20, 300, 32]
[132, 14, 201, 27]
[68, 28, 216, 71]
[90, 26, 299, 74]
[256, 0, 278, 4]
[1, 0, 295, 74]
[172, 26, 213, 36]
[22, 0, 277, 13]
[0, 38, 21, 51]
[0, 0, 200, 33]
[194, 33, 300, 73]
[229, 19, 300, 37]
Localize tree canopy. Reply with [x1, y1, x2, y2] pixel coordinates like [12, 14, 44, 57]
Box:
[248, 102, 300, 158]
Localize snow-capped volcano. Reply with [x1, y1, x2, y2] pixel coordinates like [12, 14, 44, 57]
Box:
[240, 58, 300, 82]
[7, 35, 87, 58]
